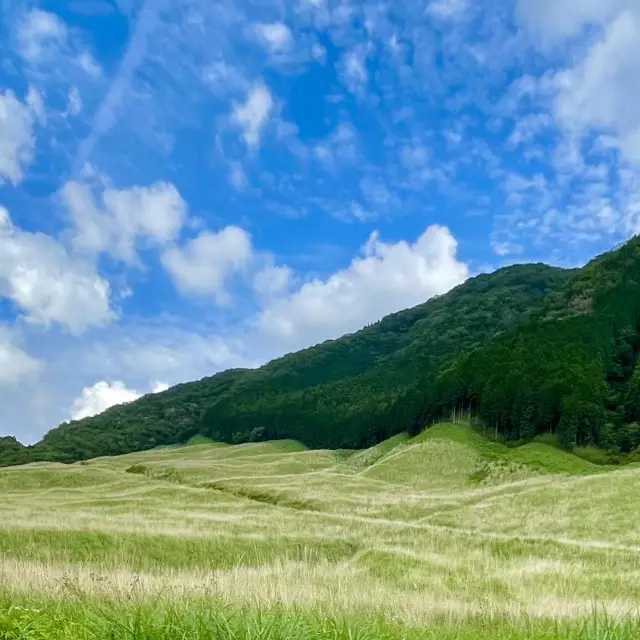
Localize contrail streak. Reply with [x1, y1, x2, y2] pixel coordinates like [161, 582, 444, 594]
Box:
[73, 0, 168, 173]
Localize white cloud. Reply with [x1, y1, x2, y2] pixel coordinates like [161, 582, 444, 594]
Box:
[253, 263, 292, 300]
[255, 22, 293, 51]
[161, 226, 254, 302]
[17, 9, 68, 62]
[0, 318, 257, 443]
[69, 377, 173, 421]
[151, 380, 170, 393]
[0, 328, 41, 387]
[70, 380, 141, 421]
[0, 207, 114, 334]
[232, 84, 274, 148]
[256, 225, 468, 351]
[554, 9, 640, 163]
[61, 180, 187, 263]
[25, 87, 45, 123]
[16, 9, 102, 82]
[0, 90, 36, 185]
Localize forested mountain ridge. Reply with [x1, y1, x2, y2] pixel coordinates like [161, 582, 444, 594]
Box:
[0, 262, 569, 467]
[434, 238, 640, 450]
[199, 263, 571, 448]
[8, 234, 640, 465]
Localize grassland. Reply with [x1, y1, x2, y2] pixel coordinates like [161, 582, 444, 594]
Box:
[1, 424, 640, 638]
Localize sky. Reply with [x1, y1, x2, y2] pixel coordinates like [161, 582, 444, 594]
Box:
[0, 0, 639, 444]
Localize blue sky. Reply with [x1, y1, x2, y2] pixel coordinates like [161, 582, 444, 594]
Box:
[0, 0, 639, 443]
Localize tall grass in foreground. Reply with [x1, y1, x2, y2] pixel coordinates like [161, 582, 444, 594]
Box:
[1, 596, 640, 640]
[4, 427, 640, 638]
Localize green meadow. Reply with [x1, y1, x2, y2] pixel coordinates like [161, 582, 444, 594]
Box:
[2, 424, 640, 638]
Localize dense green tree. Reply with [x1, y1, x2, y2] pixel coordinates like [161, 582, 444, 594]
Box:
[624, 362, 640, 422]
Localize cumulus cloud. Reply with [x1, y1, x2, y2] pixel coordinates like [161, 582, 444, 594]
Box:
[507, 0, 640, 250]
[151, 380, 170, 393]
[0, 90, 37, 185]
[161, 226, 254, 302]
[232, 84, 274, 148]
[0, 319, 257, 443]
[0, 207, 114, 334]
[70, 380, 140, 420]
[256, 225, 468, 351]
[61, 180, 187, 263]
[69, 378, 172, 421]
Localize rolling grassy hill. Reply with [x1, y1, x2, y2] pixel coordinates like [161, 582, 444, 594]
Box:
[2, 423, 640, 638]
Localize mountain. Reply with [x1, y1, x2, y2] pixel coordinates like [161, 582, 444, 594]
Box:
[198, 263, 570, 448]
[0, 262, 569, 467]
[434, 238, 640, 451]
[0, 436, 25, 465]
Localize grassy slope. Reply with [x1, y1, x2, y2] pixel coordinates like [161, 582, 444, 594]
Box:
[2, 423, 640, 638]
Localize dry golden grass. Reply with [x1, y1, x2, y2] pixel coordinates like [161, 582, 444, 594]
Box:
[2, 423, 640, 634]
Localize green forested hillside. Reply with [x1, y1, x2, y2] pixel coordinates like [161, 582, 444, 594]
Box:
[433, 238, 640, 450]
[199, 264, 570, 448]
[0, 262, 569, 466]
[6, 237, 640, 468]
[0, 369, 249, 467]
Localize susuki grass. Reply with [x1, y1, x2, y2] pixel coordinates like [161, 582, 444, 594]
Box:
[2, 595, 640, 640]
[1, 423, 640, 638]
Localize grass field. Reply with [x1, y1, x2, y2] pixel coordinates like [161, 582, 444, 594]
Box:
[1, 423, 640, 638]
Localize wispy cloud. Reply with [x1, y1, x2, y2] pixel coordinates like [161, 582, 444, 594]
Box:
[231, 83, 274, 149]
[0, 89, 37, 185]
[74, 0, 169, 171]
